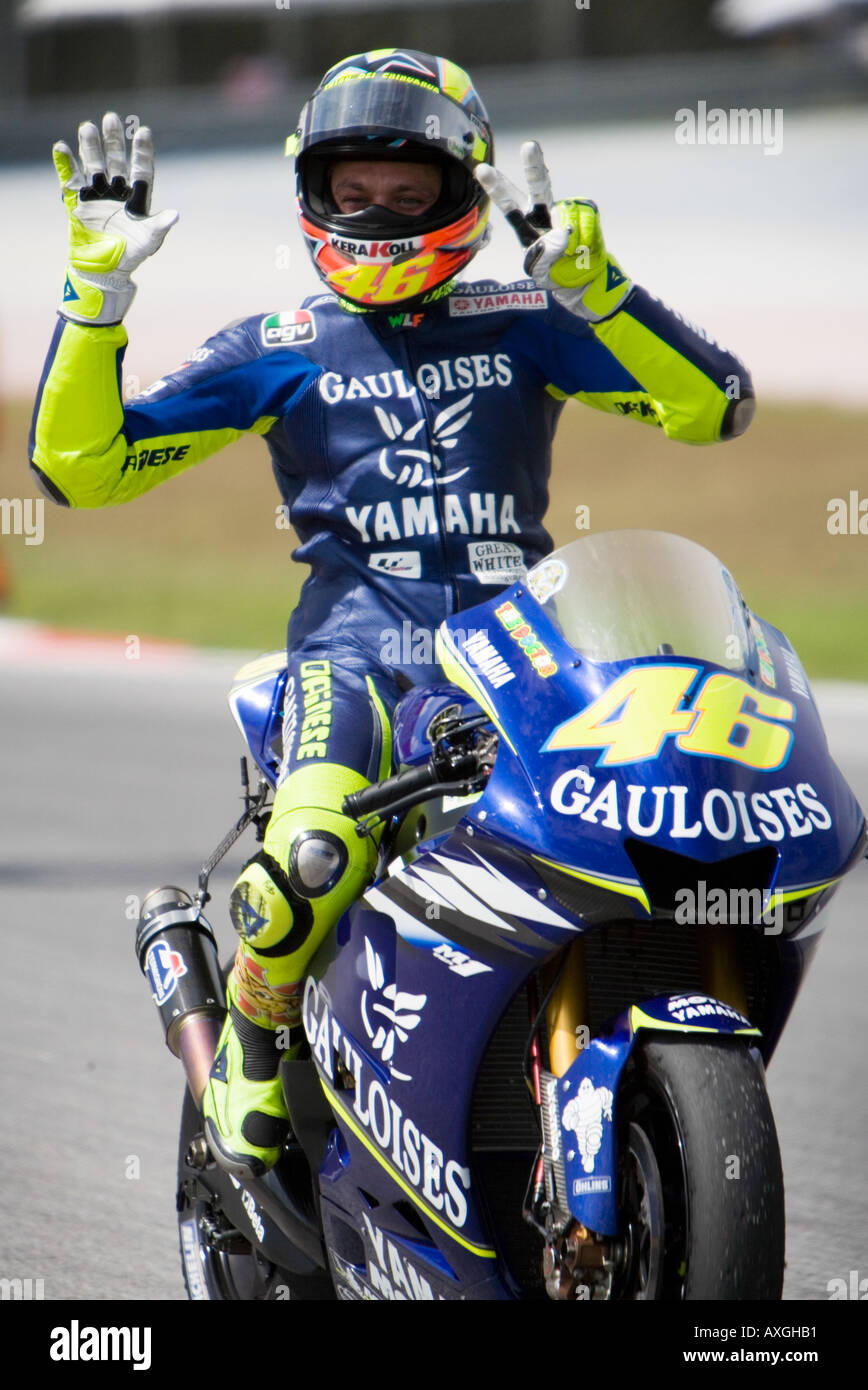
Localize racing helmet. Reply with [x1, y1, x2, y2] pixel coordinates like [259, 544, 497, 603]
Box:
[287, 49, 494, 311]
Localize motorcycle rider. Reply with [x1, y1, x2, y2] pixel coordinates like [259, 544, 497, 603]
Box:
[30, 49, 755, 1181]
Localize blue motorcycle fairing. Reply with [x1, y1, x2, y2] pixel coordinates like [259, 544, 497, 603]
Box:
[301, 868, 777, 1292]
[394, 822, 837, 1066]
[227, 651, 287, 784]
[318, 1189, 473, 1300]
[301, 817, 778, 1294]
[222, 529, 866, 1296]
[297, 822, 623, 1289]
[382, 825, 591, 954]
[392, 683, 483, 767]
[299, 849, 584, 1291]
[437, 585, 865, 904]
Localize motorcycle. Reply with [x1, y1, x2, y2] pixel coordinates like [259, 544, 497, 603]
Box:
[137, 528, 865, 1300]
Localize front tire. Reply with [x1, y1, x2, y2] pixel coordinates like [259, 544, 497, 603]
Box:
[616, 1037, 784, 1300]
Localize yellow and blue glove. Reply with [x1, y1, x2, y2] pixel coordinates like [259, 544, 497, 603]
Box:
[53, 112, 178, 326]
[475, 141, 632, 323]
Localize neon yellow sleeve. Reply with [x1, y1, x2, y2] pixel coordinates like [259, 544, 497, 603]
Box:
[29, 314, 308, 508]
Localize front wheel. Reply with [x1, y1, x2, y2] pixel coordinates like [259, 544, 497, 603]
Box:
[616, 1037, 784, 1300]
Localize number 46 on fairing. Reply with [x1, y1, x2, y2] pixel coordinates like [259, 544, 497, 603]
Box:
[542, 665, 795, 771]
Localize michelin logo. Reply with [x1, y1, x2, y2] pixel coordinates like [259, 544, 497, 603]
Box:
[563, 1078, 613, 1175]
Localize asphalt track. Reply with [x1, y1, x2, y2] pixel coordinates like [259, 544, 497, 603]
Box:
[1, 637, 867, 1302]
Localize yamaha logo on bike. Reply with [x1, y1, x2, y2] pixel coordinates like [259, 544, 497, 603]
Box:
[144, 941, 188, 1005]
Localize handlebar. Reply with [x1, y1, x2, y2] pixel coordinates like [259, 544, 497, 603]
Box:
[343, 762, 439, 820]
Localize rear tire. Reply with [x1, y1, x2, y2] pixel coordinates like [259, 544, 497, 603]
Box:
[176, 1087, 334, 1301]
[617, 1038, 784, 1300]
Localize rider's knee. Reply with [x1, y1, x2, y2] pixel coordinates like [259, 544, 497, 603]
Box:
[229, 764, 377, 960]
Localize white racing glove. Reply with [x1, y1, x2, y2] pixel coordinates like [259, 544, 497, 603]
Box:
[53, 112, 178, 325]
[475, 141, 633, 323]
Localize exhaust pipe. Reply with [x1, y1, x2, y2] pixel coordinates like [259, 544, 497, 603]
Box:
[135, 886, 226, 1105]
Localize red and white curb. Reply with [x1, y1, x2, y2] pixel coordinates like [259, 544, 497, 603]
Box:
[0, 617, 248, 676]
[2, 619, 867, 728]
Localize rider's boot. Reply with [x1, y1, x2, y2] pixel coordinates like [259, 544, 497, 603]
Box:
[202, 765, 379, 1180]
[202, 937, 301, 1180]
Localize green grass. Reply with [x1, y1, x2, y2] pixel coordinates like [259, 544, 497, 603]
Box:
[5, 395, 868, 676]
[14, 550, 303, 650]
[731, 592, 868, 683]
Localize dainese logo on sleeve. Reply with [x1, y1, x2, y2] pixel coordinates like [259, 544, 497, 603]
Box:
[261, 310, 317, 347]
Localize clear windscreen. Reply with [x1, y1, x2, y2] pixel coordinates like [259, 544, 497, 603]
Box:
[526, 531, 751, 670]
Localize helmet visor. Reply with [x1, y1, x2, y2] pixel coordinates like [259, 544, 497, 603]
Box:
[297, 77, 491, 166]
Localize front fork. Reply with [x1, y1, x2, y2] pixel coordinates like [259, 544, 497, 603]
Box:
[527, 930, 751, 1299]
[545, 937, 590, 1076]
[697, 923, 748, 1018]
[544, 929, 749, 1079]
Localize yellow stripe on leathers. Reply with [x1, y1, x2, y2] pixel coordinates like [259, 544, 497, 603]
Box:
[547, 311, 732, 444]
[593, 309, 730, 443]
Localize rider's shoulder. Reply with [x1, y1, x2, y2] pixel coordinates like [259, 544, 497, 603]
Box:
[215, 304, 327, 357]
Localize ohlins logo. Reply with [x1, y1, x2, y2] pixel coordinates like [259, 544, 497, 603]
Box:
[318, 353, 513, 404]
[303, 977, 471, 1229]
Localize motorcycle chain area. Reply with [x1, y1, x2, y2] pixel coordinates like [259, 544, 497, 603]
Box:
[176, 1100, 335, 1302]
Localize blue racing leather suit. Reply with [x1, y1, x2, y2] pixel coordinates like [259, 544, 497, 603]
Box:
[30, 274, 752, 686]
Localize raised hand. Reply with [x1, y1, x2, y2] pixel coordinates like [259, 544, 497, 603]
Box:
[53, 112, 179, 325]
[475, 140, 633, 323]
